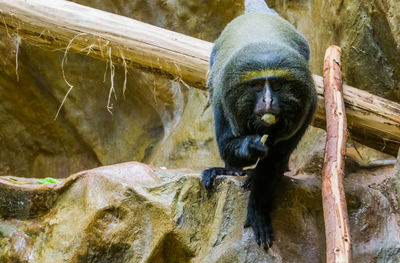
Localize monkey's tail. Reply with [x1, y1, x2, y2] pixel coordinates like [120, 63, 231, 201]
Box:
[244, 0, 277, 15]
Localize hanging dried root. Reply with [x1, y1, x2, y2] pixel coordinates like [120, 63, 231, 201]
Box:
[14, 34, 21, 82]
[120, 49, 128, 98]
[54, 32, 86, 120]
[106, 46, 116, 114]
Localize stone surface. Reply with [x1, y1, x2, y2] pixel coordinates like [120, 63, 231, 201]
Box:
[1, 0, 399, 178]
[0, 160, 399, 262]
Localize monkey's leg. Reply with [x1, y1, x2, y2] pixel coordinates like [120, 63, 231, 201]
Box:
[244, 176, 277, 249]
[244, 160, 283, 249]
[241, 166, 258, 189]
[202, 166, 248, 189]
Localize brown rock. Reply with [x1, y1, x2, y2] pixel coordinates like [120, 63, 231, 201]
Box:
[1, 161, 399, 262]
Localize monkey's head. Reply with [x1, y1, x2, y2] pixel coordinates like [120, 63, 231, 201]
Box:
[212, 42, 316, 145]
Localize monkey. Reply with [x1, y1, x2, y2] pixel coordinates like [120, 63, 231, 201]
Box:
[202, 0, 317, 250]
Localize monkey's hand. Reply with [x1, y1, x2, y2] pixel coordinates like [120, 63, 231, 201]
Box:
[219, 135, 268, 168]
[244, 198, 273, 250]
[202, 167, 248, 189]
[242, 135, 269, 162]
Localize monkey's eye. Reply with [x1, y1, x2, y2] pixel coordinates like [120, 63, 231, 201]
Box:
[268, 78, 284, 91]
[248, 79, 264, 92]
[252, 83, 264, 92]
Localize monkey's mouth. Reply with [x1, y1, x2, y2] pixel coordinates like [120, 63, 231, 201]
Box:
[257, 113, 279, 127]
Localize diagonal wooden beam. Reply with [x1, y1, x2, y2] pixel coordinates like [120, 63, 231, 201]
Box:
[0, 0, 399, 155]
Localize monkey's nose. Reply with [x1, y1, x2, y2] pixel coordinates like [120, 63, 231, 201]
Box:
[263, 97, 273, 104]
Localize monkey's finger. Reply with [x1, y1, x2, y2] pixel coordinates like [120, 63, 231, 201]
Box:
[233, 170, 244, 176]
[244, 217, 251, 228]
[262, 231, 273, 250]
[241, 181, 251, 189]
[253, 225, 261, 246]
[269, 229, 274, 244]
[260, 226, 267, 249]
[255, 234, 261, 246]
[249, 142, 268, 157]
[201, 176, 210, 188]
[253, 142, 268, 151]
[266, 238, 272, 249]
[241, 171, 253, 189]
[249, 138, 266, 148]
[201, 170, 215, 189]
[266, 227, 273, 248]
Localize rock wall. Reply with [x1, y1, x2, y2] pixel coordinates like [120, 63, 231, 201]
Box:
[0, 0, 399, 178]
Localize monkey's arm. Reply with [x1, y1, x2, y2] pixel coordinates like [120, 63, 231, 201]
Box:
[202, 106, 267, 189]
[214, 105, 268, 168]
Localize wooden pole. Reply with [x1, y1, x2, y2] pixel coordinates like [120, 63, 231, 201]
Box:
[322, 45, 352, 263]
[0, 0, 399, 155]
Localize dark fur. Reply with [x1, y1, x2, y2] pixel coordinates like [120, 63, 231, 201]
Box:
[202, 10, 317, 249]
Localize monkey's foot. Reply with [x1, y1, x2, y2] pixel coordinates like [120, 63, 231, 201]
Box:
[241, 170, 254, 189]
[244, 208, 273, 250]
[201, 167, 247, 189]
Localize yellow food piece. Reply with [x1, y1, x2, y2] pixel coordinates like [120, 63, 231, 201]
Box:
[261, 113, 276, 124]
[261, 134, 269, 145]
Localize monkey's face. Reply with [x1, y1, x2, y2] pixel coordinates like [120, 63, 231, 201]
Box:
[226, 75, 308, 144]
